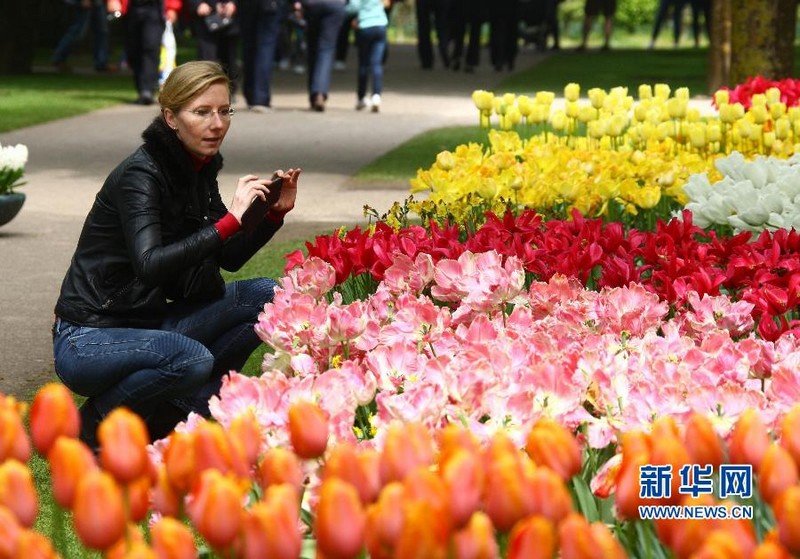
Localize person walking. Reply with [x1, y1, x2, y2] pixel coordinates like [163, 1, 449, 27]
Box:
[239, 0, 285, 111]
[414, 0, 454, 70]
[52, 60, 301, 446]
[648, 0, 677, 48]
[346, 0, 389, 112]
[52, 0, 113, 72]
[107, 0, 183, 105]
[302, 0, 347, 111]
[188, 0, 241, 101]
[489, 0, 519, 71]
[577, 0, 616, 51]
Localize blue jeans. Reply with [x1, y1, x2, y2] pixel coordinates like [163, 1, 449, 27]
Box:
[240, 4, 283, 107]
[52, 1, 110, 69]
[355, 26, 386, 99]
[305, 1, 346, 102]
[53, 278, 276, 439]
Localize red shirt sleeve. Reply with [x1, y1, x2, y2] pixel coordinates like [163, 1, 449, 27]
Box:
[215, 212, 241, 241]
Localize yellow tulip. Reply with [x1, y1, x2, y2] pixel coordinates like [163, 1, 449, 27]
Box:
[666, 97, 687, 119]
[578, 106, 598, 123]
[654, 83, 671, 100]
[588, 88, 606, 109]
[689, 123, 707, 149]
[764, 131, 776, 149]
[776, 117, 791, 140]
[530, 104, 547, 124]
[564, 83, 580, 102]
[638, 84, 653, 100]
[714, 89, 730, 106]
[471, 90, 494, 112]
[535, 91, 555, 105]
[675, 87, 690, 100]
[516, 95, 532, 117]
[435, 151, 455, 171]
[751, 93, 767, 107]
[566, 101, 580, 118]
[707, 122, 722, 143]
[751, 105, 769, 125]
[550, 110, 567, 131]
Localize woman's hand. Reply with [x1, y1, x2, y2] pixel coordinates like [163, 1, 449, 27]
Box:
[197, 2, 213, 16]
[228, 174, 273, 224]
[270, 167, 301, 216]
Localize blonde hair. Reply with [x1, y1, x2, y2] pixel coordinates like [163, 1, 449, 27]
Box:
[158, 61, 231, 114]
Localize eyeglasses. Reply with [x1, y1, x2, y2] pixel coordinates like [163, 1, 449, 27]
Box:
[183, 107, 236, 121]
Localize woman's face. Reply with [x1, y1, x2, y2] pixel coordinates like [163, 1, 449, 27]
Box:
[164, 83, 232, 159]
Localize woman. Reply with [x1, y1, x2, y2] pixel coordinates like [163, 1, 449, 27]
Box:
[53, 61, 300, 446]
[347, 0, 389, 113]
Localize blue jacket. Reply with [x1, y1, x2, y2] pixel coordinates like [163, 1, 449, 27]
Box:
[345, 0, 388, 28]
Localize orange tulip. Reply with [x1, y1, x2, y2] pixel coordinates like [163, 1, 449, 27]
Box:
[186, 469, 245, 551]
[728, 409, 770, 469]
[482, 451, 534, 533]
[0, 459, 37, 528]
[664, 495, 717, 559]
[29, 383, 80, 456]
[47, 436, 97, 509]
[14, 529, 61, 559]
[0, 505, 22, 559]
[779, 404, 800, 471]
[759, 444, 799, 505]
[528, 466, 573, 524]
[163, 431, 197, 494]
[125, 474, 153, 523]
[228, 411, 262, 469]
[525, 418, 582, 481]
[558, 513, 599, 559]
[315, 478, 366, 559]
[650, 433, 692, 506]
[379, 421, 434, 485]
[98, 407, 151, 484]
[103, 524, 147, 559]
[440, 448, 485, 528]
[240, 485, 301, 559]
[691, 530, 747, 559]
[364, 482, 405, 559]
[287, 400, 329, 460]
[393, 500, 449, 559]
[683, 413, 725, 470]
[0, 405, 31, 464]
[258, 447, 304, 496]
[506, 515, 556, 559]
[73, 470, 127, 551]
[323, 442, 380, 505]
[403, 466, 451, 525]
[615, 431, 652, 520]
[152, 465, 181, 517]
[451, 511, 499, 559]
[437, 423, 481, 464]
[716, 500, 757, 556]
[752, 540, 792, 559]
[356, 448, 382, 505]
[151, 517, 198, 559]
[773, 486, 800, 554]
[588, 522, 627, 559]
[193, 420, 249, 478]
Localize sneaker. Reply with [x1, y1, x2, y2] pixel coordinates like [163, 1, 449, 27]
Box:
[249, 105, 272, 113]
[292, 64, 306, 74]
[333, 60, 346, 71]
[370, 94, 381, 113]
[355, 97, 369, 111]
[278, 58, 290, 70]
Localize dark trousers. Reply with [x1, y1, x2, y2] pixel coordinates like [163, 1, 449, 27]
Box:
[240, 2, 283, 107]
[415, 0, 454, 69]
[489, 0, 519, 71]
[449, 0, 487, 69]
[193, 19, 241, 94]
[125, 3, 165, 97]
[355, 25, 387, 99]
[305, 1, 346, 101]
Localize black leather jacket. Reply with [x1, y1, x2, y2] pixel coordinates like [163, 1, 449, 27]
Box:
[55, 117, 282, 328]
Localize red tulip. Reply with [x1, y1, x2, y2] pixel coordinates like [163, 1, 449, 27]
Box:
[315, 478, 366, 559]
[451, 512, 499, 559]
[186, 469, 245, 551]
[506, 515, 556, 559]
[98, 407, 151, 484]
[29, 383, 80, 456]
[151, 517, 198, 559]
[525, 418, 582, 481]
[0, 459, 38, 528]
[47, 436, 97, 508]
[73, 470, 127, 551]
[728, 409, 770, 469]
[288, 400, 329, 460]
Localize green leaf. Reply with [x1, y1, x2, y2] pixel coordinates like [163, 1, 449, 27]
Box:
[572, 475, 600, 522]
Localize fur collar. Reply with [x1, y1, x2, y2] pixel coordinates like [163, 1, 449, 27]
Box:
[140, 117, 223, 183]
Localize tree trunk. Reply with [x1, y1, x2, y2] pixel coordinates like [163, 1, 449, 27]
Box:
[707, 0, 732, 94]
[729, 0, 797, 86]
[0, 0, 46, 74]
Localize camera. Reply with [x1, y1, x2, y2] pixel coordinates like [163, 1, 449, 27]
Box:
[107, 10, 122, 21]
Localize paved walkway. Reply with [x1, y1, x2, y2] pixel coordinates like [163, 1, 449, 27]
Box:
[0, 44, 547, 399]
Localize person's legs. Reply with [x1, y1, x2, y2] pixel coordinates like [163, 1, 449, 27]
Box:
[307, 2, 346, 107]
[138, 6, 165, 99]
[89, 1, 111, 70]
[241, 6, 282, 107]
[53, 320, 215, 445]
[415, 0, 434, 69]
[161, 277, 278, 417]
[355, 28, 370, 101]
[52, 5, 91, 65]
[432, 0, 452, 69]
[369, 27, 387, 96]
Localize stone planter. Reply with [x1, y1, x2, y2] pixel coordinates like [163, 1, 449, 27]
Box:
[0, 192, 25, 227]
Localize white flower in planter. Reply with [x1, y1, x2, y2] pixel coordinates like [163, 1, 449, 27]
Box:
[681, 151, 800, 234]
[0, 143, 28, 195]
